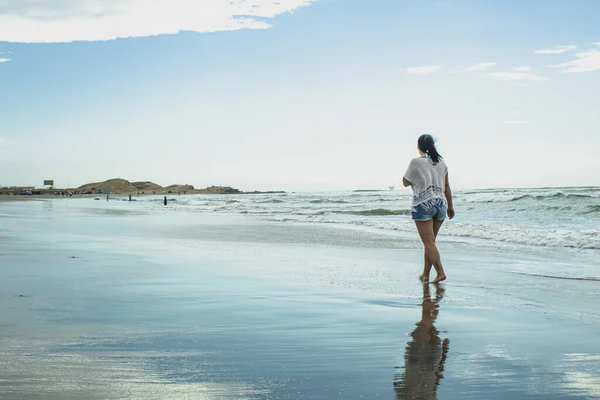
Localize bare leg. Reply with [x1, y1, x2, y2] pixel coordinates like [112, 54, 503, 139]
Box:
[419, 253, 431, 282]
[419, 219, 445, 282]
[415, 220, 446, 284]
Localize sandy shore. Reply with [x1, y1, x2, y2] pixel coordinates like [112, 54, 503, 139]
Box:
[0, 193, 176, 201]
[1, 198, 599, 399]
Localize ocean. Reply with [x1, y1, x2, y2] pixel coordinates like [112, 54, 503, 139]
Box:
[155, 186, 600, 251]
[1, 187, 599, 399]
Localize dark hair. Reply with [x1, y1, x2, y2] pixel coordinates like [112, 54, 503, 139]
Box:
[417, 134, 442, 164]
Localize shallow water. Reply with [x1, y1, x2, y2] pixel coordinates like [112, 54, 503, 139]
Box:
[110, 186, 600, 250]
[1, 197, 599, 399]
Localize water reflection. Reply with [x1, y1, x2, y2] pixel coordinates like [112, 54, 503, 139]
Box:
[43, 200, 54, 212]
[394, 284, 449, 399]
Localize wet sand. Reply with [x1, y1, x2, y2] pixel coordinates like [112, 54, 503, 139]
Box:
[1, 199, 599, 399]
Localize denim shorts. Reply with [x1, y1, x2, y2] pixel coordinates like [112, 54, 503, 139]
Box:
[411, 199, 447, 221]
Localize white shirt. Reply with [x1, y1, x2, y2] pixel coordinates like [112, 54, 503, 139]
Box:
[403, 157, 448, 207]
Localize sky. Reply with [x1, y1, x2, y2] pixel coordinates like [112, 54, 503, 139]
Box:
[1, 0, 599, 192]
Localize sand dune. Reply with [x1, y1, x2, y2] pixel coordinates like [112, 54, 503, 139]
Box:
[76, 178, 240, 194]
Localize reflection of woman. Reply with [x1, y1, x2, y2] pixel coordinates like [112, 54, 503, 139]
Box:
[403, 134, 454, 283]
[394, 284, 449, 400]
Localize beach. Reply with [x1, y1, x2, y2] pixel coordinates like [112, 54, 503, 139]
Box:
[1, 192, 599, 399]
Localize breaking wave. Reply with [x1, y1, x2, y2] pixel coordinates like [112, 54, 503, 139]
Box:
[339, 209, 411, 216]
[146, 186, 600, 250]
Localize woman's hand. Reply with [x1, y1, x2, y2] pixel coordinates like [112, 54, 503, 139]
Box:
[447, 206, 455, 219]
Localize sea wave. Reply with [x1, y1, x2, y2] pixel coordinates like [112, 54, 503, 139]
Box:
[339, 209, 411, 216]
[585, 205, 600, 214]
[515, 273, 600, 282]
[462, 191, 599, 204]
[262, 216, 600, 250]
[360, 220, 600, 250]
[443, 223, 600, 250]
[309, 199, 349, 204]
[517, 193, 595, 201]
[144, 187, 600, 250]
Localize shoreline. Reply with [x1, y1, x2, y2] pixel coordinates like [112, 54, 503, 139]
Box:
[0, 191, 287, 201]
[1, 196, 599, 399]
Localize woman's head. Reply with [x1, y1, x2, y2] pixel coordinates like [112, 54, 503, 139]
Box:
[417, 134, 442, 164]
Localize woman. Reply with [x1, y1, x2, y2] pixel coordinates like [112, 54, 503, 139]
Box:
[402, 134, 454, 284]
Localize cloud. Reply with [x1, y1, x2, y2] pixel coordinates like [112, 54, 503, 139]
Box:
[0, 0, 316, 43]
[405, 65, 441, 75]
[0, 138, 11, 145]
[456, 62, 496, 72]
[534, 45, 576, 54]
[556, 42, 600, 73]
[0, 57, 10, 63]
[488, 71, 549, 82]
[513, 66, 531, 72]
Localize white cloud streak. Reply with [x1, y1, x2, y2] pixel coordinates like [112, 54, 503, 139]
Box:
[513, 66, 531, 72]
[405, 65, 441, 75]
[0, 57, 10, 63]
[488, 71, 549, 82]
[557, 42, 600, 73]
[457, 62, 496, 72]
[0, 0, 316, 43]
[534, 45, 576, 54]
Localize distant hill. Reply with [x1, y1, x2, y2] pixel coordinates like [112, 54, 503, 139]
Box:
[165, 184, 195, 193]
[76, 179, 242, 195]
[132, 181, 163, 191]
[77, 179, 149, 193]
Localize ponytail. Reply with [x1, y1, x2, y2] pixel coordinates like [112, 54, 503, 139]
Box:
[417, 134, 442, 164]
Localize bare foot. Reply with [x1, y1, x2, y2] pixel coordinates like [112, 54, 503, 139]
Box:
[432, 274, 446, 284]
[419, 274, 429, 282]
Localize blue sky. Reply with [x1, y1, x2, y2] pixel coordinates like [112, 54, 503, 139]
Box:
[1, 0, 599, 191]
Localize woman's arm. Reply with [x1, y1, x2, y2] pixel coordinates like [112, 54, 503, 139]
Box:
[402, 177, 412, 187]
[444, 173, 454, 219]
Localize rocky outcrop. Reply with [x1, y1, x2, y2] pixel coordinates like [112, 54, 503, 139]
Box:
[165, 184, 195, 193]
[196, 186, 241, 194]
[76, 179, 243, 195]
